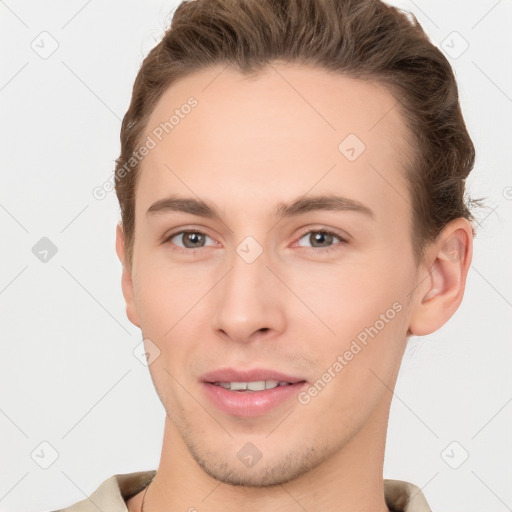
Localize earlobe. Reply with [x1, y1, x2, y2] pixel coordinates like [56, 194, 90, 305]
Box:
[409, 219, 473, 336]
[115, 222, 141, 328]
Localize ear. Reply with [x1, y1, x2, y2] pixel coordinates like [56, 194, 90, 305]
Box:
[115, 222, 141, 328]
[409, 218, 473, 336]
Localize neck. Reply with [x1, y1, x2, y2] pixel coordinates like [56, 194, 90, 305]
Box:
[135, 394, 393, 512]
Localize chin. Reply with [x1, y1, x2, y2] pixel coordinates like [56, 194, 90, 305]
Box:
[186, 436, 332, 488]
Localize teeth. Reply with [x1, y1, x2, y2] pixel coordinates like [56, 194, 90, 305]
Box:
[214, 380, 287, 391]
[247, 381, 266, 391]
[230, 381, 248, 391]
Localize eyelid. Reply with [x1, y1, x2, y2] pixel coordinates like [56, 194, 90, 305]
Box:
[292, 227, 350, 252]
[294, 226, 351, 244]
[163, 229, 218, 249]
[162, 225, 350, 253]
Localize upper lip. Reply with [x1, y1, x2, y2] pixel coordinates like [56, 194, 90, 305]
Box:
[201, 367, 306, 384]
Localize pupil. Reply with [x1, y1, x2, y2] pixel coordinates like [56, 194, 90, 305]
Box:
[185, 232, 203, 248]
[312, 231, 332, 247]
[182, 232, 333, 249]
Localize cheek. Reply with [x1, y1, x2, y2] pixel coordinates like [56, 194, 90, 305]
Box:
[132, 249, 205, 327]
[293, 266, 410, 422]
[288, 257, 412, 376]
[295, 260, 402, 327]
[131, 255, 216, 368]
[132, 269, 179, 334]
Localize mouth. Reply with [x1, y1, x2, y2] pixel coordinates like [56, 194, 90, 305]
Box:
[209, 380, 298, 392]
[200, 368, 308, 417]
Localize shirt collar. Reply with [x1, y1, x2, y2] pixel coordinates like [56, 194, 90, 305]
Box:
[56, 470, 431, 512]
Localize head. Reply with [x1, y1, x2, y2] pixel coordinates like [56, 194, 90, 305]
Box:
[115, 0, 475, 487]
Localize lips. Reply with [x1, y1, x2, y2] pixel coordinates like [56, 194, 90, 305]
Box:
[200, 367, 308, 417]
[201, 367, 305, 385]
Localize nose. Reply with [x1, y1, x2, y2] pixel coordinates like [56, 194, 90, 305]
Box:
[211, 243, 286, 344]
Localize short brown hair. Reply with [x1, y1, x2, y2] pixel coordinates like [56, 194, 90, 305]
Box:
[115, 0, 476, 268]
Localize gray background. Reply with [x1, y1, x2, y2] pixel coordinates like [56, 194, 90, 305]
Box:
[1, 0, 511, 510]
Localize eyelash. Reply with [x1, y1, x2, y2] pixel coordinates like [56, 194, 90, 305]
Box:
[162, 228, 348, 255]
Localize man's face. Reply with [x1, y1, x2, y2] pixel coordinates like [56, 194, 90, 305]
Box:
[121, 63, 422, 486]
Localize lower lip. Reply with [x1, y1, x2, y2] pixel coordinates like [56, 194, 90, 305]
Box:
[201, 382, 308, 417]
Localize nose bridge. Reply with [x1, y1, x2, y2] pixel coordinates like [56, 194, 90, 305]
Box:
[211, 237, 283, 341]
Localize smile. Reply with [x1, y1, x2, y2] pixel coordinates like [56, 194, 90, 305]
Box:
[211, 380, 293, 391]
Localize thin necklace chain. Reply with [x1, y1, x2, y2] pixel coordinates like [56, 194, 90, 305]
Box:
[140, 482, 150, 512]
[140, 478, 395, 512]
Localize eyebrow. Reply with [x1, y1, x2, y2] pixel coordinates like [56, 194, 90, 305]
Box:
[146, 194, 374, 220]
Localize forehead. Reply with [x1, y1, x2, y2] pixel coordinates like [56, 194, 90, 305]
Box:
[136, 62, 413, 223]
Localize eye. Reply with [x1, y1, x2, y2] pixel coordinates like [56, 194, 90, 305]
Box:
[162, 228, 348, 255]
[164, 230, 217, 252]
[295, 229, 348, 251]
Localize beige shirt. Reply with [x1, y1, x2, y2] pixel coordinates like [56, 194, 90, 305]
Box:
[52, 470, 432, 512]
